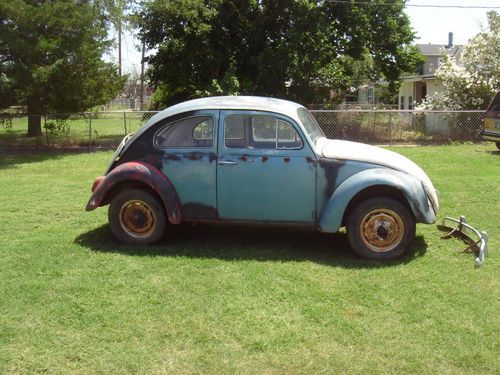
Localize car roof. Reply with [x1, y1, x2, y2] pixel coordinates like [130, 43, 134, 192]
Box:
[140, 96, 305, 134]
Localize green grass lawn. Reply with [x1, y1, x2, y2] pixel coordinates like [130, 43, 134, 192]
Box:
[0, 144, 498, 374]
[0, 113, 151, 148]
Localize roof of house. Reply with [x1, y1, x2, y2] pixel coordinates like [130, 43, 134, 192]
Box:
[416, 44, 463, 57]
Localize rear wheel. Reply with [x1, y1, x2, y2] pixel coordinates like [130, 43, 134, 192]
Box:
[109, 189, 166, 245]
[347, 197, 415, 260]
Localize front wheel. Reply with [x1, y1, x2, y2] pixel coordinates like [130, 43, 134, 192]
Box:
[109, 189, 166, 245]
[347, 197, 415, 260]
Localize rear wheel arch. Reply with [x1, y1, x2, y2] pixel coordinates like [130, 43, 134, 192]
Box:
[102, 180, 160, 206]
[88, 161, 182, 224]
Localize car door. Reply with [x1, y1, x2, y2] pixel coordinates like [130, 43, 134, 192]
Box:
[154, 110, 218, 219]
[217, 110, 316, 222]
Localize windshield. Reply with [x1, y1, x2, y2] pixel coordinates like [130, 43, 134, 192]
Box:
[297, 108, 325, 145]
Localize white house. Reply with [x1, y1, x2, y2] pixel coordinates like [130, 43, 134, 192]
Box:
[399, 33, 462, 110]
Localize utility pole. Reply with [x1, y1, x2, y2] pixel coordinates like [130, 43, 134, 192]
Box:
[118, 20, 122, 76]
[139, 38, 145, 110]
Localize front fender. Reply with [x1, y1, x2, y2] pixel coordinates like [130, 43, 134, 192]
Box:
[85, 161, 181, 225]
[318, 168, 435, 233]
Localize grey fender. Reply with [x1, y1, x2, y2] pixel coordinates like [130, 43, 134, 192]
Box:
[318, 168, 436, 233]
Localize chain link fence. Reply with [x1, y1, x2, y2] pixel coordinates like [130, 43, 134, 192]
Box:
[0, 110, 484, 151]
[311, 110, 484, 145]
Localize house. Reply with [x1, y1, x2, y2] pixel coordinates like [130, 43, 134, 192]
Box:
[399, 33, 462, 110]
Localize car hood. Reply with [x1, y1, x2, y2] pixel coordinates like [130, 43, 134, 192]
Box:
[316, 138, 439, 211]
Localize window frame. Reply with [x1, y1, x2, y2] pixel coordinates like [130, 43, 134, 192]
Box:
[154, 115, 216, 149]
[223, 112, 304, 151]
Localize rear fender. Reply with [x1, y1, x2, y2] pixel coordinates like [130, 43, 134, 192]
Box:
[318, 168, 435, 233]
[85, 161, 181, 224]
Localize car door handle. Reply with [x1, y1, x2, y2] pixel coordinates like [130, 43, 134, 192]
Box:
[218, 160, 238, 165]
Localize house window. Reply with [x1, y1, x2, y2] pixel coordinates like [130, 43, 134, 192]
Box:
[368, 87, 375, 104]
[408, 96, 413, 110]
[400, 96, 405, 110]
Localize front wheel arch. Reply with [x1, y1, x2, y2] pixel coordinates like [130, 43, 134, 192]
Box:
[341, 185, 413, 227]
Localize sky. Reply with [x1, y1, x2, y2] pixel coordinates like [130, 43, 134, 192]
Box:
[404, 0, 500, 45]
[116, 0, 500, 74]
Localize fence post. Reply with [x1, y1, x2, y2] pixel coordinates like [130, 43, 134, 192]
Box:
[44, 116, 49, 146]
[88, 113, 92, 152]
[389, 112, 393, 146]
[123, 112, 127, 134]
[372, 110, 376, 135]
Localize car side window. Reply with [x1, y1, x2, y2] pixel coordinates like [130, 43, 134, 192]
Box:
[155, 116, 214, 148]
[224, 114, 302, 149]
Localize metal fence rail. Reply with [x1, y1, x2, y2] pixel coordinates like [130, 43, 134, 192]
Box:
[0, 110, 484, 151]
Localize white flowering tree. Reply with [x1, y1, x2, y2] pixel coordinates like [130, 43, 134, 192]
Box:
[420, 11, 500, 110]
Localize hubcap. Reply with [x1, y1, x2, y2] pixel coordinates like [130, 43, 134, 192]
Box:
[359, 208, 404, 252]
[119, 200, 156, 238]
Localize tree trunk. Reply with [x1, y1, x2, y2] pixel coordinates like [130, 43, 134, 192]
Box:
[27, 115, 42, 137]
[27, 113, 42, 137]
[26, 98, 43, 137]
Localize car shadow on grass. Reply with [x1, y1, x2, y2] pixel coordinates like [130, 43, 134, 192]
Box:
[74, 223, 428, 268]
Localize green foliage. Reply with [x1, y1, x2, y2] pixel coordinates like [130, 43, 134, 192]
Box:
[0, 114, 13, 129]
[374, 84, 399, 105]
[138, 0, 421, 107]
[0, 1, 126, 124]
[43, 118, 70, 136]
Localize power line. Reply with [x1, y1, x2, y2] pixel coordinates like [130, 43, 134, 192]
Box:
[324, 1, 500, 9]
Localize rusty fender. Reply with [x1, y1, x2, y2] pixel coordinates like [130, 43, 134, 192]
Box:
[85, 161, 181, 224]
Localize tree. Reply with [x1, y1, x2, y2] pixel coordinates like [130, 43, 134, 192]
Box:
[95, 0, 133, 76]
[0, 0, 125, 136]
[137, 0, 422, 107]
[419, 11, 500, 110]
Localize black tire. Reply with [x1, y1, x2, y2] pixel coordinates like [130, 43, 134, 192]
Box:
[347, 197, 415, 260]
[495, 142, 500, 150]
[108, 189, 166, 245]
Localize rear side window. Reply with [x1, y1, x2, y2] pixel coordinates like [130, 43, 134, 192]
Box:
[224, 114, 302, 150]
[155, 116, 214, 148]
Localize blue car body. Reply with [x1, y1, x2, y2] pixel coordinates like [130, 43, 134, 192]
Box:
[87, 96, 438, 257]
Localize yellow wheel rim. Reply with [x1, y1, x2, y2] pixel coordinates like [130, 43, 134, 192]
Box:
[119, 200, 156, 238]
[359, 208, 405, 252]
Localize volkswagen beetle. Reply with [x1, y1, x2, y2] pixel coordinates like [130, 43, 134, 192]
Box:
[86, 96, 439, 260]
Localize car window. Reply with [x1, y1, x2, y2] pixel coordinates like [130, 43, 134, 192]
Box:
[155, 116, 214, 148]
[224, 114, 302, 150]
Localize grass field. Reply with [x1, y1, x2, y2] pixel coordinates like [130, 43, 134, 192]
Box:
[0, 144, 498, 374]
[0, 113, 152, 148]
